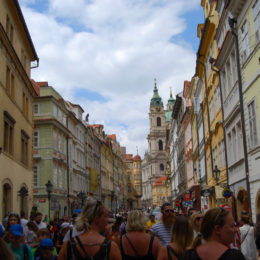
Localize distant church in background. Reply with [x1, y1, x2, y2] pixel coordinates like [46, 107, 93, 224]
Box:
[142, 79, 175, 207]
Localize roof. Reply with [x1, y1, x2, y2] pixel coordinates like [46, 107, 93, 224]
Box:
[153, 176, 167, 186]
[150, 79, 163, 107]
[89, 124, 104, 128]
[31, 79, 40, 96]
[125, 154, 133, 161]
[133, 155, 141, 161]
[107, 134, 116, 140]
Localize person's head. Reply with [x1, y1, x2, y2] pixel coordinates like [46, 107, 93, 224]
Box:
[126, 210, 147, 232]
[123, 212, 128, 222]
[7, 213, 20, 230]
[240, 211, 250, 225]
[171, 216, 193, 257]
[188, 207, 196, 217]
[39, 239, 54, 260]
[190, 212, 203, 232]
[27, 221, 38, 233]
[193, 207, 235, 248]
[149, 214, 155, 222]
[60, 222, 72, 236]
[161, 202, 175, 226]
[35, 212, 43, 224]
[9, 224, 24, 248]
[20, 212, 26, 219]
[76, 200, 108, 233]
[36, 228, 50, 242]
[0, 238, 15, 260]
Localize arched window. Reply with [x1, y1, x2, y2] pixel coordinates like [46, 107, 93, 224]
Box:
[159, 140, 163, 151]
[157, 117, 161, 126]
[160, 164, 164, 171]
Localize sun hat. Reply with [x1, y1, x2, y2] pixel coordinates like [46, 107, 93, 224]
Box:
[10, 224, 23, 237]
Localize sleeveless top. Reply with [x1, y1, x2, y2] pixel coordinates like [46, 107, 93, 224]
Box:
[167, 245, 181, 260]
[120, 234, 155, 260]
[67, 235, 111, 260]
[182, 248, 246, 260]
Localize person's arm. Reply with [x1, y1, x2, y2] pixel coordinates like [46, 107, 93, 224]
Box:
[152, 236, 162, 259]
[157, 246, 168, 260]
[109, 241, 122, 260]
[58, 241, 69, 260]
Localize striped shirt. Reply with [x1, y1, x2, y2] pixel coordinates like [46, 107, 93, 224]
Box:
[150, 221, 171, 246]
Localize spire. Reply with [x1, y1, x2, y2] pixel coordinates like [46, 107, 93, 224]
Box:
[136, 146, 139, 155]
[168, 86, 175, 105]
[170, 86, 173, 98]
[150, 78, 163, 107]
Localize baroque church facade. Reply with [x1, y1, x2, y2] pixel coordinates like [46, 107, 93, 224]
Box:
[142, 80, 175, 207]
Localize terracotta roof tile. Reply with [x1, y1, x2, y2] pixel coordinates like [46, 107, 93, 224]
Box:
[153, 176, 167, 186]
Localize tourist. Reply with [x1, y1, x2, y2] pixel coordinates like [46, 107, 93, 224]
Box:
[3, 213, 20, 243]
[120, 210, 161, 259]
[34, 213, 47, 229]
[158, 215, 193, 260]
[58, 200, 121, 259]
[190, 212, 203, 239]
[36, 238, 57, 260]
[146, 214, 158, 230]
[150, 203, 175, 246]
[182, 207, 246, 260]
[0, 237, 14, 260]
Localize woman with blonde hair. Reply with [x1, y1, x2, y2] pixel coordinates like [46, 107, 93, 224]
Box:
[190, 212, 203, 239]
[158, 216, 193, 260]
[120, 210, 161, 259]
[182, 207, 246, 260]
[58, 200, 121, 260]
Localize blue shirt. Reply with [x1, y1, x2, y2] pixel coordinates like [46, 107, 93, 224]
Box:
[150, 221, 171, 246]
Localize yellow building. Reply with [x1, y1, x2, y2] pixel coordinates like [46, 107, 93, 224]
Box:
[0, 0, 39, 217]
[152, 176, 168, 207]
[196, 0, 228, 208]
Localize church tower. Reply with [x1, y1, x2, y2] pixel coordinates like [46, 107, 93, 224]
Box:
[147, 79, 168, 182]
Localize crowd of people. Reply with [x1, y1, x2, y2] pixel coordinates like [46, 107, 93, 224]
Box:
[0, 201, 260, 260]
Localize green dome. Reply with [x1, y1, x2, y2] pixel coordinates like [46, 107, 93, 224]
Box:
[150, 79, 163, 107]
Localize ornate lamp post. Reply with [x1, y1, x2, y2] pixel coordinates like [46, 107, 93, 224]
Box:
[213, 165, 220, 184]
[45, 180, 53, 219]
[77, 191, 87, 208]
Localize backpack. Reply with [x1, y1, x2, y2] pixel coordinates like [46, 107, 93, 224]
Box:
[23, 244, 29, 260]
[67, 235, 111, 260]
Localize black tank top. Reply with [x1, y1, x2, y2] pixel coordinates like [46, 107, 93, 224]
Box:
[120, 234, 155, 260]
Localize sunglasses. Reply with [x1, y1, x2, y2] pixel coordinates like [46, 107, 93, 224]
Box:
[196, 217, 203, 221]
[165, 209, 174, 213]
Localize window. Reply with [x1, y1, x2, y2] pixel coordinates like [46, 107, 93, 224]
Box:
[53, 164, 58, 186]
[34, 130, 39, 148]
[6, 67, 15, 99]
[21, 48, 27, 69]
[128, 174, 131, 181]
[34, 104, 39, 115]
[21, 130, 29, 166]
[3, 111, 15, 154]
[241, 19, 250, 63]
[209, 98, 214, 122]
[128, 185, 131, 193]
[53, 105, 57, 117]
[253, 0, 260, 44]
[160, 164, 164, 171]
[6, 15, 14, 43]
[213, 147, 218, 168]
[214, 86, 221, 112]
[22, 93, 29, 117]
[33, 165, 39, 187]
[159, 140, 163, 151]
[157, 117, 161, 126]
[248, 101, 258, 148]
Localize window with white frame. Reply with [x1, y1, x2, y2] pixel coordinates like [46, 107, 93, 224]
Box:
[209, 98, 214, 122]
[34, 104, 39, 115]
[53, 164, 58, 186]
[240, 19, 251, 63]
[227, 133, 232, 164]
[252, 0, 260, 44]
[248, 100, 258, 148]
[219, 140, 225, 168]
[53, 105, 57, 117]
[34, 130, 39, 148]
[33, 165, 39, 187]
[232, 127, 237, 162]
[214, 86, 221, 112]
[213, 147, 218, 168]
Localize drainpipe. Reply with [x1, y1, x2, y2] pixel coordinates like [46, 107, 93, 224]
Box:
[197, 58, 214, 184]
[229, 18, 252, 214]
[66, 135, 70, 216]
[210, 59, 238, 220]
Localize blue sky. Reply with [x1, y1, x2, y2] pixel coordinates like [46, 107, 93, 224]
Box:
[20, 0, 204, 155]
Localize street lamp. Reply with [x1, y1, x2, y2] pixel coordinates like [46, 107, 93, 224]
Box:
[77, 191, 87, 208]
[45, 180, 53, 219]
[213, 165, 220, 184]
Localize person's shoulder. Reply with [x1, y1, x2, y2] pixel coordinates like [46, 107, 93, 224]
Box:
[182, 249, 199, 260]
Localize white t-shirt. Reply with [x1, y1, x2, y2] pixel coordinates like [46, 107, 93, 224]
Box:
[20, 218, 28, 228]
[63, 226, 84, 242]
[34, 221, 47, 229]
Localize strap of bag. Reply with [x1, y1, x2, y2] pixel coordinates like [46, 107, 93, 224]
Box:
[125, 234, 140, 257]
[167, 246, 181, 260]
[167, 246, 172, 260]
[23, 244, 28, 260]
[241, 226, 251, 245]
[148, 235, 155, 255]
[75, 235, 91, 258]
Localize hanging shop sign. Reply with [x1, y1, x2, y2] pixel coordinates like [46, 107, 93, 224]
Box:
[175, 200, 180, 207]
[222, 187, 232, 199]
[184, 193, 191, 201]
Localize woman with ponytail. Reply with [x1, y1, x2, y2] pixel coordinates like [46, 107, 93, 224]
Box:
[182, 207, 246, 260]
[58, 200, 121, 260]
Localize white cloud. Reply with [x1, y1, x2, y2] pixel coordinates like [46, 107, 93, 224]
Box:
[20, 0, 200, 156]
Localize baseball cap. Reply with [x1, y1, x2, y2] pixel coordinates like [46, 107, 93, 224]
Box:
[40, 238, 54, 249]
[61, 222, 72, 230]
[74, 209, 82, 214]
[0, 224, 5, 238]
[10, 224, 23, 237]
